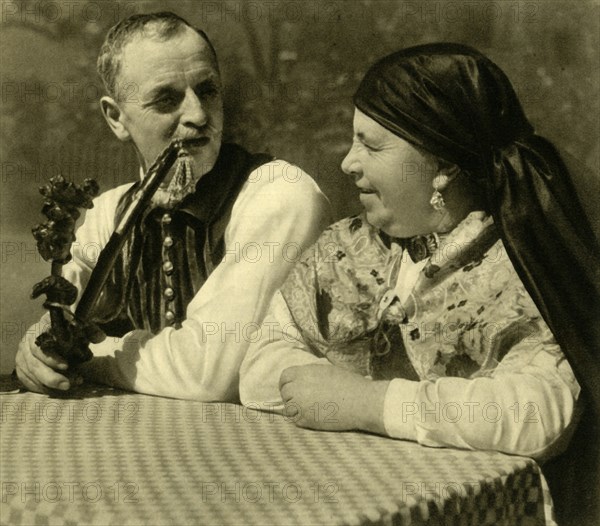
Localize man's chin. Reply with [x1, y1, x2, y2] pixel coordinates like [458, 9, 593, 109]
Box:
[145, 142, 220, 208]
[151, 153, 200, 208]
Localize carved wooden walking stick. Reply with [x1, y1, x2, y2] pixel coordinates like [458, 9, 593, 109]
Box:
[31, 139, 187, 369]
[32, 175, 101, 366]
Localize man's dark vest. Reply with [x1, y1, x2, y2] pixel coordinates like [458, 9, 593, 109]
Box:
[92, 144, 273, 336]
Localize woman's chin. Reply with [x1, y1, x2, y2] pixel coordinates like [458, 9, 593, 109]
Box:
[366, 214, 426, 239]
[365, 213, 401, 237]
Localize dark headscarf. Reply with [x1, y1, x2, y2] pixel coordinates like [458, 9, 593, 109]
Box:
[354, 43, 600, 523]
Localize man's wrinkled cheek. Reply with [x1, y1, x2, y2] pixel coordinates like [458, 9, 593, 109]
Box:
[135, 109, 176, 135]
[163, 119, 179, 139]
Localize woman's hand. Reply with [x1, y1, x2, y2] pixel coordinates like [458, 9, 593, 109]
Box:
[279, 363, 390, 434]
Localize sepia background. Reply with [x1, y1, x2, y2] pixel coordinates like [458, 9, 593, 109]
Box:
[1, 0, 599, 372]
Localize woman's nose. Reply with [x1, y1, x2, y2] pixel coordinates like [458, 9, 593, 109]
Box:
[180, 90, 208, 128]
[341, 145, 360, 178]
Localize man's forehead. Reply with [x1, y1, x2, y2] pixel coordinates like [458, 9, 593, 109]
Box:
[122, 28, 213, 60]
[118, 29, 217, 82]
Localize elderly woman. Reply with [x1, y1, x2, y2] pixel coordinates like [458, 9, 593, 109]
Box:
[238, 44, 599, 523]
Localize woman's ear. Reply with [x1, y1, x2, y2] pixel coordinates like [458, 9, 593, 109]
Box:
[100, 96, 131, 142]
[433, 160, 461, 191]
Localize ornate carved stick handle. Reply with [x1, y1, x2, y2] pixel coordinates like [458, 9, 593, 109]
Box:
[31, 177, 100, 365]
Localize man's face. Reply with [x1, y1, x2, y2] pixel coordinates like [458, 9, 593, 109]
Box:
[114, 27, 223, 177]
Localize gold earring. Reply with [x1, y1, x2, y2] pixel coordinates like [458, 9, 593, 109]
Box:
[430, 174, 450, 211]
[430, 190, 445, 211]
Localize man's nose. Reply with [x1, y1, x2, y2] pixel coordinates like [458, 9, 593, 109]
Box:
[341, 145, 360, 178]
[180, 89, 208, 127]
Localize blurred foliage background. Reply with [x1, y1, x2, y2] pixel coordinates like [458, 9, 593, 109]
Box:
[1, 0, 599, 371]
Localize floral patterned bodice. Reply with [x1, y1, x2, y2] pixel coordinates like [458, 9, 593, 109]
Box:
[280, 212, 561, 382]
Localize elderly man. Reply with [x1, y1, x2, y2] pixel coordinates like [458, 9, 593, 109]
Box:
[15, 12, 330, 401]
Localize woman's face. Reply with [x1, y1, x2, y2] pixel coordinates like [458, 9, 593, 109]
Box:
[341, 109, 440, 237]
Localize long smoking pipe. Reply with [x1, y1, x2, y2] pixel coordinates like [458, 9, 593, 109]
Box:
[74, 139, 187, 321]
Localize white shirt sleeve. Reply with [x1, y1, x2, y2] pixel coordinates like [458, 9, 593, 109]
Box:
[61, 182, 134, 300]
[76, 161, 330, 401]
[239, 290, 329, 412]
[382, 343, 581, 460]
[383, 248, 581, 460]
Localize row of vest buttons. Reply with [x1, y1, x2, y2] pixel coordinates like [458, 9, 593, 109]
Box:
[163, 213, 175, 323]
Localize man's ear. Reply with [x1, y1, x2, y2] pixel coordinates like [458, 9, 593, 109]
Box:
[100, 96, 131, 142]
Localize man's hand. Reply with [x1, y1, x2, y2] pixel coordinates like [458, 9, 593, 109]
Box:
[15, 330, 80, 393]
[279, 364, 390, 434]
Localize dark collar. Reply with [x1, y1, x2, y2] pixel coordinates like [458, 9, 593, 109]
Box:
[175, 143, 253, 223]
[379, 230, 439, 263]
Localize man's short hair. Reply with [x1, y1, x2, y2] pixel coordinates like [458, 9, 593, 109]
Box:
[97, 11, 218, 99]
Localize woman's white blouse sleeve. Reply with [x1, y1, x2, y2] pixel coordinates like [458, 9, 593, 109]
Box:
[383, 253, 581, 459]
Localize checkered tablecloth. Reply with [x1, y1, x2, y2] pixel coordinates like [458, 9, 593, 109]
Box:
[1, 376, 554, 525]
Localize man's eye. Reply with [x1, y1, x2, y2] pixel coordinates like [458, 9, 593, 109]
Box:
[151, 93, 182, 112]
[195, 83, 220, 98]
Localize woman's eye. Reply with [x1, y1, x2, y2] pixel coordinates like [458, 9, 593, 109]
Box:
[353, 138, 380, 153]
[363, 142, 381, 153]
